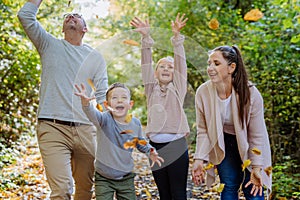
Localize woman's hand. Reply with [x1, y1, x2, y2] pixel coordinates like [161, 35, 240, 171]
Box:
[172, 13, 188, 37]
[130, 17, 150, 36]
[192, 159, 206, 186]
[74, 83, 95, 106]
[245, 167, 263, 196]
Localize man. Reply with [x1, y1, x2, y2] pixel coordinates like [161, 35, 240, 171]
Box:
[18, 0, 108, 199]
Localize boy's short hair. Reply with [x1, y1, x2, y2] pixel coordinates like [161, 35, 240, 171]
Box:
[105, 82, 131, 101]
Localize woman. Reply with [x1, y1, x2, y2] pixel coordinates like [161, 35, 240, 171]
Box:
[192, 45, 272, 200]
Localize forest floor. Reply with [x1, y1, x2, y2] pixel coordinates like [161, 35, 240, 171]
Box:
[0, 136, 225, 200]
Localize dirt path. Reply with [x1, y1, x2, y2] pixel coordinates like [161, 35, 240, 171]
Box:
[1, 137, 222, 199]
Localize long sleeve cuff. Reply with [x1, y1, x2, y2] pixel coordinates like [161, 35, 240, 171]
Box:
[141, 35, 154, 49]
[171, 34, 185, 47]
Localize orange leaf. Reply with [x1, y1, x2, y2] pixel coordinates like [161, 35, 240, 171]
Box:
[208, 18, 219, 30]
[251, 147, 261, 155]
[244, 9, 263, 22]
[96, 104, 103, 112]
[137, 139, 147, 146]
[123, 39, 139, 46]
[123, 140, 136, 149]
[87, 78, 96, 91]
[120, 130, 134, 134]
[264, 166, 272, 176]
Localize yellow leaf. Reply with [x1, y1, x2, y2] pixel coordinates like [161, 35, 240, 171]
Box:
[125, 113, 132, 123]
[208, 18, 219, 30]
[264, 166, 272, 177]
[123, 39, 139, 46]
[87, 78, 96, 91]
[244, 9, 263, 21]
[204, 163, 214, 170]
[251, 147, 261, 155]
[96, 104, 103, 112]
[144, 188, 152, 197]
[217, 183, 225, 192]
[242, 159, 251, 171]
[212, 183, 225, 193]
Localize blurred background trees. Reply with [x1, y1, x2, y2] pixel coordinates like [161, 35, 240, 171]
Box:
[1, 0, 299, 198]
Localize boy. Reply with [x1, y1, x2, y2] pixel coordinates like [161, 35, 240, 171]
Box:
[75, 82, 164, 200]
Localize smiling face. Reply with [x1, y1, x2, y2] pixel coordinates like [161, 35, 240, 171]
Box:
[155, 59, 174, 85]
[62, 13, 87, 35]
[207, 50, 236, 85]
[105, 87, 133, 122]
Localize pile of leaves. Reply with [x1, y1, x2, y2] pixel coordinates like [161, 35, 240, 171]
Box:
[1, 136, 225, 199]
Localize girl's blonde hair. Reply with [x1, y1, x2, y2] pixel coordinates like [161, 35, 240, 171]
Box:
[155, 56, 174, 70]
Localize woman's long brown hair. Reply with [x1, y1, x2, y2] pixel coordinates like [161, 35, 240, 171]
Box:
[212, 45, 250, 128]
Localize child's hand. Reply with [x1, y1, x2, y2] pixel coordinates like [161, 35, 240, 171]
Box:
[130, 17, 150, 36]
[245, 167, 263, 196]
[149, 148, 164, 168]
[74, 83, 95, 106]
[171, 13, 188, 37]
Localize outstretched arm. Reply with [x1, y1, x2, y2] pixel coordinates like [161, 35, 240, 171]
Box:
[130, 17, 150, 37]
[74, 83, 96, 106]
[171, 13, 188, 38]
[130, 16, 155, 95]
[171, 13, 188, 100]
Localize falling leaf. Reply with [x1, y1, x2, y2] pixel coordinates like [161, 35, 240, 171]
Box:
[204, 163, 214, 170]
[123, 138, 139, 149]
[96, 104, 103, 112]
[123, 140, 136, 149]
[96, 15, 99, 19]
[208, 18, 219, 30]
[217, 183, 225, 192]
[87, 78, 96, 91]
[123, 39, 140, 46]
[242, 159, 251, 171]
[138, 140, 147, 146]
[125, 113, 133, 123]
[120, 130, 134, 134]
[244, 9, 263, 22]
[68, 0, 71, 7]
[251, 147, 261, 155]
[264, 166, 272, 176]
[212, 183, 225, 193]
[215, 168, 218, 175]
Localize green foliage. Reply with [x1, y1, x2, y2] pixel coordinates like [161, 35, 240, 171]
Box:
[272, 157, 300, 199]
[0, 1, 39, 146]
[0, 1, 74, 148]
